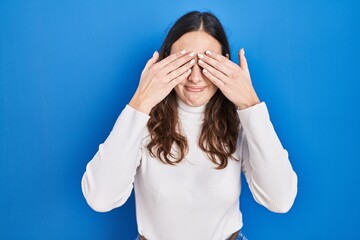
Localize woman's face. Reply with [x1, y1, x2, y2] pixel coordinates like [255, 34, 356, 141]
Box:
[170, 31, 222, 107]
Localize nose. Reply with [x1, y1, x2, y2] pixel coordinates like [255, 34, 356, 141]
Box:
[188, 62, 203, 84]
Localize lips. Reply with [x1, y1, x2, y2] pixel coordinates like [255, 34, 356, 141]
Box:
[185, 86, 206, 92]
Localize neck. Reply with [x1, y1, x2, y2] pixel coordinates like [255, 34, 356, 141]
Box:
[176, 96, 206, 123]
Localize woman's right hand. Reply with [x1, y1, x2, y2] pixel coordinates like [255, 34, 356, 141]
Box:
[129, 49, 195, 115]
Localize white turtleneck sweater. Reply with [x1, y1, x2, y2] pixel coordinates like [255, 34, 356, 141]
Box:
[81, 97, 298, 240]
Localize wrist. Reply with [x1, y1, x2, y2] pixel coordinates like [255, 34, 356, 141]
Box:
[129, 95, 153, 115]
[236, 97, 261, 110]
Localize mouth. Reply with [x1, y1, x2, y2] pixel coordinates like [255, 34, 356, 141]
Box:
[185, 86, 206, 92]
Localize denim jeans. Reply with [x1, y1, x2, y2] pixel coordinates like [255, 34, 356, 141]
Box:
[134, 230, 248, 240]
[232, 231, 248, 240]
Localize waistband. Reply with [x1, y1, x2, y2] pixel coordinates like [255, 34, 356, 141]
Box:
[139, 229, 241, 240]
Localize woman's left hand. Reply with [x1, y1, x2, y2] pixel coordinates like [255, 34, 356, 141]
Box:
[197, 48, 261, 110]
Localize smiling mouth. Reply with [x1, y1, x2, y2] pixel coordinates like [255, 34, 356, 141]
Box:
[185, 86, 206, 92]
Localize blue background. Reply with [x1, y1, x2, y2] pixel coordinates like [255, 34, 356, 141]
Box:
[1, 0, 359, 239]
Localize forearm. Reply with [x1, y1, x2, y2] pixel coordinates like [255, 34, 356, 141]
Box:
[81, 105, 150, 212]
[238, 102, 298, 213]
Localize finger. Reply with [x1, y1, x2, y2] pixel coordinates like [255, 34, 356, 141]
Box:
[156, 49, 188, 69]
[238, 48, 249, 72]
[198, 53, 233, 76]
[202, 68, 225, 89]
[204, 50, 239, 70]
[198, 59, 228, 84]
[169, 68, 192, 89]
[143, 51, 159, 71]
[166, 58, 195, 82]
[161, 51, 195, 75]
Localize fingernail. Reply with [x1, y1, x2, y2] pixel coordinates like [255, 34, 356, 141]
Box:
[242, 48, 245, 55]
[197, 53, 204, 59]
[189, 59, 195, 65]
[180, 49, 186, 54]
[153, 51, 157, 57]
[189, 52, 195, 57]
[205, 50, 212, 55]
[188, 69, 192, 74]
[198, 59, 204, 65]
[203, 69, 208, 74]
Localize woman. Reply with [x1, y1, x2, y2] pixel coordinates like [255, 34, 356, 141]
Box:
[81, 11, 298, 240]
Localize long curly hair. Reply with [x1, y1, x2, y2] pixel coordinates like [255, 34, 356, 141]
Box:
[146, 11, 240, 170]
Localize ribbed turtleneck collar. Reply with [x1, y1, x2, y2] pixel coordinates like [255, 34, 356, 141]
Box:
[177, 96, 206, 123]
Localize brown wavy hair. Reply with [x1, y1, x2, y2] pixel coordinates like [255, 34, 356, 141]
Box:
[147, 11, 240, 170]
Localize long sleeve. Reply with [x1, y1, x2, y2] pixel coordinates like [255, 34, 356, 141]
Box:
[81, 105, 150, 212]
[237, 101, 298, 213]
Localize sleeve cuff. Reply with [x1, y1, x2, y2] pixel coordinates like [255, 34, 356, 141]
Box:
[237, 101, 269, 125]
[112, 104, 150, 131]
[125, 104, 151, 118]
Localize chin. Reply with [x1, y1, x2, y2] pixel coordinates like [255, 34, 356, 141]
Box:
[175, 87, 217, 107]
[185, 98, 209, 107]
